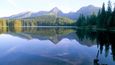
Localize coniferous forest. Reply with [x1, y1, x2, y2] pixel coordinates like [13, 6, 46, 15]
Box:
[76, 1, 115, 30]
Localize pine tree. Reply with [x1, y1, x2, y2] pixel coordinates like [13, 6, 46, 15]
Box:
[110, 4, 115, 28]
[99, 3, 106, 28]
[107, 0, 112, 13]
[76, 14, 86, 26]
[106, 0, 112, 28]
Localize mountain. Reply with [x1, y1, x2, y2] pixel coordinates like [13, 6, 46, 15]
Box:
[48, 7, 63, 16]
[64, 5, 100, 19]
[31, 7, 63, 17]
[76, 5, 100, 16]
[9, 12, 32, 19]
[7, 7, 63, 19]
[31, 11, 48, 17]
[5, 5, 100, 19]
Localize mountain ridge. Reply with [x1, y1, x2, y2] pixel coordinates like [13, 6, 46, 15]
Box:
[4, 5, 101, 20]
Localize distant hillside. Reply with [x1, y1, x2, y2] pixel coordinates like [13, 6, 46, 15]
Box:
[22, 15, 74, 26]
[77, 5, 100, 16]
[65, 5, 100, 19]
[7, 7, 63, 19]
[5, 5, 100, 20]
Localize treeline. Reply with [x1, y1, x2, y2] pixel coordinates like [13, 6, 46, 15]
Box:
[76, 0, 115, 29]
[24, 15, 74, 26]
[0, 15, 74, 27]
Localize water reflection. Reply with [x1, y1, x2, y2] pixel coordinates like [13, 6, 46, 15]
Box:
[0, 27, 114, 65]
[76, 29, 115, 65]
[0, 27, 75, 44]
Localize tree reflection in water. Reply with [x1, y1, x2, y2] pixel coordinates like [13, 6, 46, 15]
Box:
[0, 27, 115, 65]
[76, 29, 115, 65]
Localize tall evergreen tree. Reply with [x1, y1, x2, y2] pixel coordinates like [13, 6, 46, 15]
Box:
[102, 3, 106, 14]
[106, 0, 112, 28]
[76, 14, 86, 26]
[110, 4, 115, 28]
[107, 0, 112, 13]
[99, 3, 106, 28]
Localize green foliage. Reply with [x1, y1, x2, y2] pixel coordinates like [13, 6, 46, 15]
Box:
[0, 15, 74, 27]
[23, 15, 74, 26]
[76, 14, 86, 26]
[76, 13, 97, 28]
[76, 0, 115, 30]
[107, 0, 112, 13]
[110, 6, 115, 27]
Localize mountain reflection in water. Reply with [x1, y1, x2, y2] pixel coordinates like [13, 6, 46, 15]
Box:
[0, 27, 114, 65]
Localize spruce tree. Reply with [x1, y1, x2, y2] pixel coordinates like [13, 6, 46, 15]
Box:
[99, 3, 106, 28]
[110, 4, 115, 28]
[106, 0, 112, 28]
[107, 0, 112, 13]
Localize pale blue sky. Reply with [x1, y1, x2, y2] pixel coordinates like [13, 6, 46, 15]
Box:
[0, 0, 115, 17]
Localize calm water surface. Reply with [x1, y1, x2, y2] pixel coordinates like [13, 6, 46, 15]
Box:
[0, 27, 115, 65]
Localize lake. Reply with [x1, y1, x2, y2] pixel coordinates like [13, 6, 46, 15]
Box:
[0, 27, 115, 65]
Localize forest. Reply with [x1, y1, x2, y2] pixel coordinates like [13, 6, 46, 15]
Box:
[76, 1, 115, 30]
[0, 15, 74, 27]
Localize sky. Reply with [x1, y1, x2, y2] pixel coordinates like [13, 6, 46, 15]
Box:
[0, 0, 115, 17]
